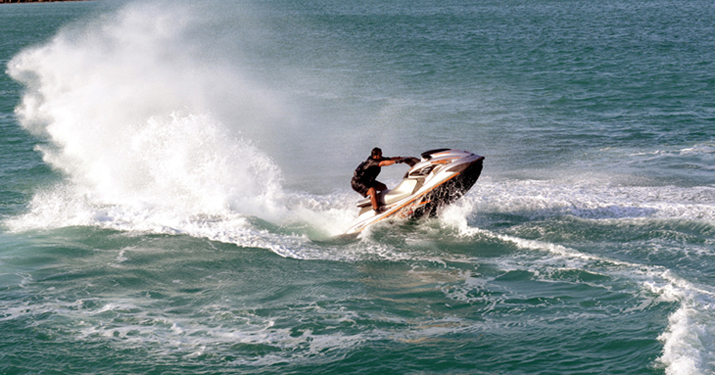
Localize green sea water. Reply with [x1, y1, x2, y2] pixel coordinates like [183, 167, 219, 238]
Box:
[1, 1, 714, 374]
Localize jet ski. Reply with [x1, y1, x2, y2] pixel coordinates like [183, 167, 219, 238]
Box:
[345, 149, 484, 235]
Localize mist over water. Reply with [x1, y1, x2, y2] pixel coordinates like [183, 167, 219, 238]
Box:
[2, 0, 715, 374]
[6, 1, 342, 243]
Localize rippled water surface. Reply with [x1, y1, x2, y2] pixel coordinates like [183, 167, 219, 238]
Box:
[1, 1, 714, 374]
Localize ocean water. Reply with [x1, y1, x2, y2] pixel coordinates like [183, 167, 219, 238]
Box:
[1, 0, 714, 374]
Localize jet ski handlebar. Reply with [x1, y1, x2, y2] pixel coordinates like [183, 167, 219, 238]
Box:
[401, 156, 420, 167]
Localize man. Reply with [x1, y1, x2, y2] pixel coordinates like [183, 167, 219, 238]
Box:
[351, 147, 405, 213]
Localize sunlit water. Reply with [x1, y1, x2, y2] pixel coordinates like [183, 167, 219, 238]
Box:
[1, 1, 714, 374]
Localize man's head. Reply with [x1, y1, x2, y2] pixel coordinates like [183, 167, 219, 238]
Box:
[371, 147, 383, 159]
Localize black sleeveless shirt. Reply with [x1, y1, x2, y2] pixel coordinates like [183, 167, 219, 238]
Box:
[352, 157, 385, 184]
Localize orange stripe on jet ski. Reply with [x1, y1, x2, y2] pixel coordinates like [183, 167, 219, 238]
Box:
[431, 158, 457, 164]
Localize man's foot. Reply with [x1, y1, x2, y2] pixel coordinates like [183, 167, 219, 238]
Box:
[374, 206, 387, 214]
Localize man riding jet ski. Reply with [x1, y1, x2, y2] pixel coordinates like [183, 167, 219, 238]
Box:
[346, 148, 484, 235]
[351, 147, 408, 214]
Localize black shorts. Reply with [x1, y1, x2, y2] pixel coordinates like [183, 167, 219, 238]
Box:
[351, 178, 381, 197]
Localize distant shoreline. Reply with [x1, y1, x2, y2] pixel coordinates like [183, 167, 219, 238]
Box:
[0, 0, 94, 3]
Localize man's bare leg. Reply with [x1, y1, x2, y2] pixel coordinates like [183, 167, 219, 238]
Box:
[367, 187, 379, 210]
[367, 182, 389, 211]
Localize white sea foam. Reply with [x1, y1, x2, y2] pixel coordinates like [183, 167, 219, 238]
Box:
[626, 143, 715, 170]
[444, 216, 715, 375]
[4, 1, 363, 254]
[38, 295, 375, 366]
[652, 273, 715, 375]
[430, 175, 715, 375]
[469, 177, 715, 222]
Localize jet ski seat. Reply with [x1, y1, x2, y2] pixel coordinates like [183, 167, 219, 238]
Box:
[356, 192, 386, 208]
[355, 180, 418, 208]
